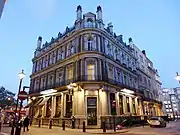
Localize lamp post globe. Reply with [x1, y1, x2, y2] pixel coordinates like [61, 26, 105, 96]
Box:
[175, 72, 180, 83]
[19, 70, 26, 80]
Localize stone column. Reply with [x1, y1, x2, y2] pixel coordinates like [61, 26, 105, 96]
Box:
[43, 103, 47, 117]
[61, 93, 64, 118]
[107, 92, 111, 115]
[73, 88, 85, 117]
[129, 97, 133, 114]
[135, 97, 139, 115]
[99, 89, 108, 116]
[52, 96, 56, 118]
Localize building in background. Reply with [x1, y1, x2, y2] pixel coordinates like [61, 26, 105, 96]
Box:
[130, 41, 163, 116]
[0, 0, 6, 19]
[162, 88, 180, 118]
[27, 5, 163, 128]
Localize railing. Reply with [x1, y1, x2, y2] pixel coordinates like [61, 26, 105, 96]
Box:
[30, 75, 138, 94]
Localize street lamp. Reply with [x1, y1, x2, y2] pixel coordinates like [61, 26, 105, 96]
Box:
[175, 72, 180, 83]
[15, 70, 26, 119]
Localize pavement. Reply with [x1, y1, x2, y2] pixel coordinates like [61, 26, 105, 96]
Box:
[0, 120, 180, 135]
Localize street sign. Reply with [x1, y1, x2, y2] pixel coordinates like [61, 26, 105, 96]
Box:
[18, 91, 28, 101]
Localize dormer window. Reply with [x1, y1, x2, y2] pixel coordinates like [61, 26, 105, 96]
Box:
[87, 18, 93, 28]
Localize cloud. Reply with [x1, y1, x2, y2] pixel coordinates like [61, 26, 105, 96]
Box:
[24, 0, 57, 19]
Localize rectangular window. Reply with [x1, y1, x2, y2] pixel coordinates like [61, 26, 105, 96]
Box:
[124, 75, 127, 85]
[126, 97, 130, 112]
[55, 96, 61, 117]
[45, 55, 48, 67]
[132, 98, 136, 114]
[49, 53, 53, 65]
[119, 95, 123, 114]
[110, 93, 116, 115]
[65, 94, 72, 117]
[67, 68, 73, 80]
[46, 97, 52, 117]
[109, 68, 113, 79]
[117, 72, 121, 83]
[87, 64, 95, 80]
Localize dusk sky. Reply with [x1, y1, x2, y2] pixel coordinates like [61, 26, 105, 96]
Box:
[0, 0, 180, 94]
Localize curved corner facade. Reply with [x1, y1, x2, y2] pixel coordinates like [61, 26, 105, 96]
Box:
[28, 5, 163, 128]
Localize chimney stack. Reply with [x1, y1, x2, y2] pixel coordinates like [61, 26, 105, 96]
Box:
[142, 50, 146, 56]
[107, 22, 113, 34]
[36, 36, 42, 50]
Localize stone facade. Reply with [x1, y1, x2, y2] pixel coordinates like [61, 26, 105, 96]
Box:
[28, 5, 163, 128]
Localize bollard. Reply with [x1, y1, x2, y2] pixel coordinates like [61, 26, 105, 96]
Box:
[15, 127, 21, 135]
[38, 119, 41, 128]
[15, 122, 21, 135]
[0, 122, 2, 132]
[142, 120, 144, 128]
[102, 121, 106, 133]
[62, 121, 65, 130]
[49, 119, 52, 129]
[113, 116, 116, 132]
[83, 121, 86, 132]
[10, 127, 14, 135]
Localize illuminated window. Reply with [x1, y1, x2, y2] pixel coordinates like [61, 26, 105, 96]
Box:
[46, 97, 52, 117]
[87, 63, 95, 80]
[132, 98, 136, 114]
[67, 68, 73, 80]
[119, 95, 123, 114]
[110, 93, 116, 115]
[55, 96, 61, 117]
[126, 97, 130, 112]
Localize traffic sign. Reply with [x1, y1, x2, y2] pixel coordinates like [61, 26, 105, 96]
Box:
[18, 91, 28, 101]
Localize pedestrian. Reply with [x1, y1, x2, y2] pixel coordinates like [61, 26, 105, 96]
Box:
[71, 116, 76, 129]
[23, 116, 30, 132]
[30, 116, 33, 126]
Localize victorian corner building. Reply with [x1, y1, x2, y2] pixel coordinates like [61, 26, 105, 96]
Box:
[27, 6, 163, 128]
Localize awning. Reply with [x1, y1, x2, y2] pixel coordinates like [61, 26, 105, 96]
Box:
[39, 96, 51, 106]
[34, 98, 43, 106]
[25, 98, 43, 108]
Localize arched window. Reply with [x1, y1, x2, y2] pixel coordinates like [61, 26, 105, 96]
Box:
[87, 18, 93, 28]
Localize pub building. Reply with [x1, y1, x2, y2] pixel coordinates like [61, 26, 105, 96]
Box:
[27, 5, 163, 128]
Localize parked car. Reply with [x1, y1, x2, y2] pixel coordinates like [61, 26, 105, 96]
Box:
[147, 117, 166, 127]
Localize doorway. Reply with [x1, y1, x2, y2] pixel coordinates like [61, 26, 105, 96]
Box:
[87, 97, 97, 125]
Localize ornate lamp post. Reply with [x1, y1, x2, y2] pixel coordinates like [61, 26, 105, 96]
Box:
[15, 70, 26, 120]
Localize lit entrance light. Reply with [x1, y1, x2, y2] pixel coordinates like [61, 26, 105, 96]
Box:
[121, 88, 134, 94]
[40, 89, 57, 95]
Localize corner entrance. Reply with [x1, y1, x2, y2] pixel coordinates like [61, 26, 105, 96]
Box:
[87, 97, 97, 125]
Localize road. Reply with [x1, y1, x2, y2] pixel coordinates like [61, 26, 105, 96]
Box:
[0, 120, 180, 135]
